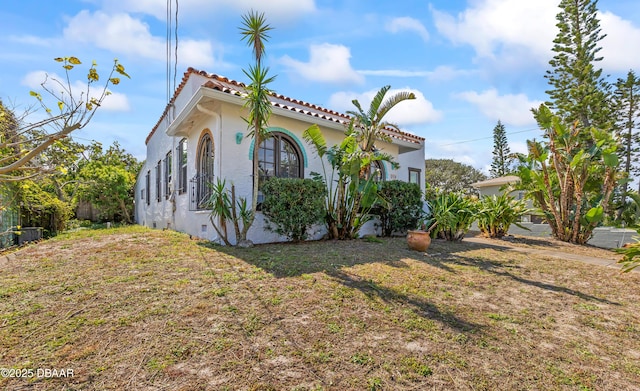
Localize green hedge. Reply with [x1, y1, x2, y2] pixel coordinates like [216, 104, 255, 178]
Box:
[261, 178, 325, 241]
[375, 180, 424, 237]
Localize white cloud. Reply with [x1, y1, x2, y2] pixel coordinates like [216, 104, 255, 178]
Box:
[280, 43, 365, 85]
[328, 88, 442, 127]
[432, 0, 557, 63]
[99, 0, 316, 22]
[22, 70, 130, 112]
[456, 88, 541, 126]
[386, 17, 429, 42]
[600, 11, 640, 71]
[432, 0, 640, 72]
[63, 10, 214, 68]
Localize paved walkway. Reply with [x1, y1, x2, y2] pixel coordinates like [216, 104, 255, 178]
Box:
[462, 236, 636, 272]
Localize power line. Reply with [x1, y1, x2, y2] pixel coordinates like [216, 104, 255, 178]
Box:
[431, 127, 541, 147]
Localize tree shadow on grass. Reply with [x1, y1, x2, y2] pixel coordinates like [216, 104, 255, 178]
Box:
[200, 234, 620, 335]
[424, 239, 621, 306]
[200, 238, 482, 333]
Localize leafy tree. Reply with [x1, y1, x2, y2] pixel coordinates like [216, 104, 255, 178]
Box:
[424, 159, 486, 195]
[238, 10, 276, 246]
[17, 179, 73, 235]
[489, 120, 513, 177]
[0, 56, 129, 181]
[612, 70, 640, 208]
[544, 0, 611, 132]
[75, 141, 141, 223]
[515, 105, 619, 244]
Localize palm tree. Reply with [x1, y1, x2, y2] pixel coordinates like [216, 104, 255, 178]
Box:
[237, 10, 275, 245]
[345, 85, 415, 178]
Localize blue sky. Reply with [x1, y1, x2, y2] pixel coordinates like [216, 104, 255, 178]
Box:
[1, 0, 639, 173]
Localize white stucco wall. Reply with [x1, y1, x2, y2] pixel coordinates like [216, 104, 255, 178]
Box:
[135, 74, 426, 244]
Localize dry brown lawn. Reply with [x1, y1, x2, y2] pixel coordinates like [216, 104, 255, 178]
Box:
[1, 225, 639, 390]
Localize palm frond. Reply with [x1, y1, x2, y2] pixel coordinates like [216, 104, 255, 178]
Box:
[376, 91, 415, 121]
[368, 85, 391, 120]
[302, 124, 326, 158]
[239, 10, 272, 65]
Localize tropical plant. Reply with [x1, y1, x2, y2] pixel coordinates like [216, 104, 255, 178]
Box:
[616, 240, 640, 272]
[238, 10, 275, 246]
[475, 193, 529, 238]
[514, 104, 619, 244]
[303, 124, 383, 240]
[208, 178, 252, 246]
[374, 180, 424, 237]
[426, 192, 476, 241]
[346, 85, 414, 177]
[261, 177, 325, 241]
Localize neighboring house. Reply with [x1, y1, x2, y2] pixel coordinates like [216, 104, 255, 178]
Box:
[134, 68, 426, 244]
[471, 175, 540, 223]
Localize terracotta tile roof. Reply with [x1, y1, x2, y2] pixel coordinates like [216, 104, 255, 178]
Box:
[146, 68, 425, 145]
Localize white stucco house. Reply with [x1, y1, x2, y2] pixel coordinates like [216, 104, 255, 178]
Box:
[134, 68, 426, 244]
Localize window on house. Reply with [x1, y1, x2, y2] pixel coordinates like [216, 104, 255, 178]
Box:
[368, 161, 385, 182]
[145, 170, 150, 205]
[164, 151, 172, 199]
[176, 139, 187, 194]
[408, 167, 421, 185]
[258, 133, 302, 182]
[195, 132, 214, 210]
[155, 160, 162, 202]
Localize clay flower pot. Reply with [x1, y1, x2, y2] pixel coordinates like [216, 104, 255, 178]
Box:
[407, 230, 432, 252]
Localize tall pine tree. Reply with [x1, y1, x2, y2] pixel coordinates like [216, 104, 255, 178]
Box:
[490, 120, 512, 178]
[514, 0, 619, 244]
[545, 0, 611, 133]
[613, 70, 640, 197]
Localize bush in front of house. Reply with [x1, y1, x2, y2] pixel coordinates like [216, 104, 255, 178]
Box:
[374, 180, 424, 236]
[475, 192, 529, 238]
[261, 178, 326, 241]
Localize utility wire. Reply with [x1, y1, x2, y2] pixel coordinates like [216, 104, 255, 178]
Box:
[174, 0, 179, 95]
[431, 127, 541, 147]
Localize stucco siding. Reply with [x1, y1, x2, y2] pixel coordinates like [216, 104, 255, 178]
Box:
[135, 71, 426, 244]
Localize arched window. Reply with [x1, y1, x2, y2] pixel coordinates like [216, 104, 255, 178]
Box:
[369, 160, 385, 182]
[195, 132, 214, 209]
[258, 132, 302, 182]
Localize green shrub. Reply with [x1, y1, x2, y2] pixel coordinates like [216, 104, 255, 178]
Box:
[261, 178, 325, 241]
[476, 193, 529, 238]
[18, 180, 73, 236]
[374, 180, 424, 236]
[427, 192, 476, 241]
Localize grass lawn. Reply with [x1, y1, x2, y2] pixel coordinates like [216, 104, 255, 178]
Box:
[1, 225, 639, 390]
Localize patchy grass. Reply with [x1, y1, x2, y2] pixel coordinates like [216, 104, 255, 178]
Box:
[1, 225, 639, 390]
